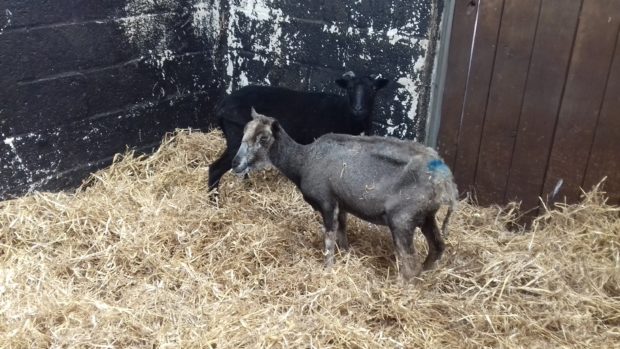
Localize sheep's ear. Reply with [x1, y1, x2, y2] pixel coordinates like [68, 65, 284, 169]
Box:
[374, 78, 389, 90]
[251, 107, 262, 119]
[337, 71, 355, 88]
[271, 119, 281, 137]
[335, 78, 348, 89]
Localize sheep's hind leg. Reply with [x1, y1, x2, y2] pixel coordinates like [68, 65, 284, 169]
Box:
[336, 210, 349, 251]
[388, 213, 421, 282]
[320, 205, 340, 269]
[420, 211, 445, 271]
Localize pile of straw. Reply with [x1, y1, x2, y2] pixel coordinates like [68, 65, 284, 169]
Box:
[1, 130, 618, 348]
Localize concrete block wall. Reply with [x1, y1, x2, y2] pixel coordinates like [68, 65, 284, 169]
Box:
[0, 0, 443, 199]
[0, 0, 223, 199]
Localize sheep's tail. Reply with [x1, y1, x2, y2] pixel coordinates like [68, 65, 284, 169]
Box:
[441, 192, 457, 238]
[427, 159, 458, 238]
[400, 155, 458, 238]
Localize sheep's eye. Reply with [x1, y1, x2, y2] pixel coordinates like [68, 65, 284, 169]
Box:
[258, 135, 269, 145]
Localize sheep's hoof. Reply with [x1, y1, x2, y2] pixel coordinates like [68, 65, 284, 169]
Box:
[398, 273, 420, 286]
[324, 258, 335, 271]
[399, 262, 422, 283]
[207, 191, 220, 206]
[422, 260, 437, 271]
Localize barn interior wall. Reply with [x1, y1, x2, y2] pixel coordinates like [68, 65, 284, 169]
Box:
[0, 0, 442, 200]
[437, 0, 620, 210]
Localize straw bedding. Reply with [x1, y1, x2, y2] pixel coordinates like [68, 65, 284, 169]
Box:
[1, 130, 618, 348]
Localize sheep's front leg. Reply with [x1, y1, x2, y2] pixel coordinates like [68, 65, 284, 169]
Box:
[320, 205, 339, 269]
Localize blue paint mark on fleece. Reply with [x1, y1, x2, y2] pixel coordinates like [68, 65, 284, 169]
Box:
[427, 159, 449, 174]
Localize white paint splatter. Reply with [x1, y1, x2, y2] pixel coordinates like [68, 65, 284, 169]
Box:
[148, 49, 175, 79]
[386, 125, 399, 134]
[237, 0, 275, 21]
[0, 9, 12, 34]
[322, 24, 340, 34]
[391, 40, 428, 124]
[224, 0, 241, 93]
[238, 70, 249, 87]
[192, 0, 221, 42]
[224, 0, 291, 92]
[4, 137, 32, 181]
[396, 76, 417, 120]
[119, 0, 221, 79]
[119, 9, 174, 52]
[119, 8, 177, 80]
[226, 59, 235, 93]
[236, 0, 288, 57]
[386, 28, 409, 45]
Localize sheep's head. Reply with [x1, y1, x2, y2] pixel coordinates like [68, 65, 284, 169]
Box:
[232, 108, 278, 176]
[335, 71, 389, 121]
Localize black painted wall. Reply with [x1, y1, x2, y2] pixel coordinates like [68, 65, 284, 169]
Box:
[0, 0, 443, 200]
[0, 0, 223, 199]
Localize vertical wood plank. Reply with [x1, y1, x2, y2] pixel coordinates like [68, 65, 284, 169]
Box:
[583, 32, 620, 203]
[436, 0, 478, 169]
[504, 0, 582, 210]
[473, 0, 541, 205]
[543, 0, 620, 203]
[451, 0, 504, 195]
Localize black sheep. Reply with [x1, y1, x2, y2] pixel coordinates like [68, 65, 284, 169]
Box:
[208, 71, 389, 194]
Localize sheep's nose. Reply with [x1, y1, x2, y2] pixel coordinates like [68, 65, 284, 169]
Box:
[232, 156, 240, 169]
